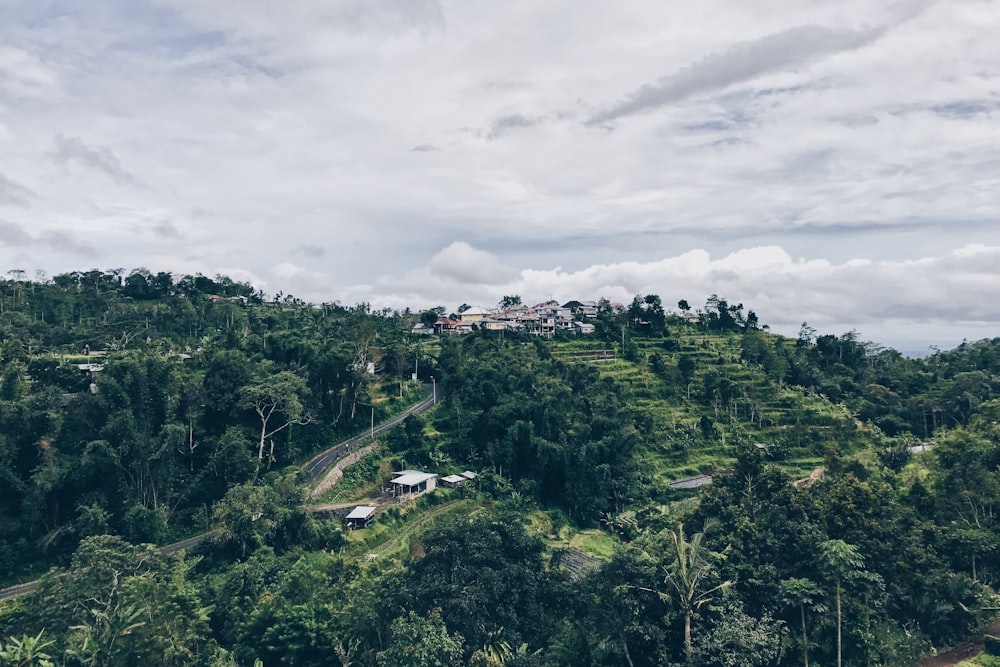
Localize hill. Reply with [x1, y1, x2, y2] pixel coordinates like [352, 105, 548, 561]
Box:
[3, 274, 1000, 666]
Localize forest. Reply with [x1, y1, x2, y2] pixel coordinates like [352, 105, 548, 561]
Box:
[2, 270, 1000, 666]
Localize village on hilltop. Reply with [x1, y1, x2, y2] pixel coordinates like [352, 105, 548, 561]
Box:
[412, 300, 607, 337]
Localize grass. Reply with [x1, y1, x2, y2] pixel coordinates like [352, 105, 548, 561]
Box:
[568, 531, 619, 560]
[344, 496, 477, 562]
[960, 656, 1000, 666]
[575, 328, 880, 501]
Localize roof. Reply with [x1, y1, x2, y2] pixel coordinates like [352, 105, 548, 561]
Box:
[441, 474, 465, 484]
[346, 505, 377, 520]
[461, 470, 477, 479]
[391, 472, 437, 486]
[669, 475, 713, 490]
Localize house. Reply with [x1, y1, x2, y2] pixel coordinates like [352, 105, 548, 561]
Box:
[433, 317, 460, 336]
[555, 316, 575, 331]
[538, 315, 555, 338]
[564, 300, 599, 319]
[440, 474, 466, 488]
[573, 321, 595, 335]
[344, 505, 377, 529]
[411, 323, 434, 335]
[459, 306, 488, 324]
[389, 470, 437, 497]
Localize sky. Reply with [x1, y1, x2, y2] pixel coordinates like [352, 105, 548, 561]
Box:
[1, 0, 999, 355]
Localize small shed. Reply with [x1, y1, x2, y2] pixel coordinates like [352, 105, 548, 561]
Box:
[440, 474, 466, 488]
[390, 471, 437, 497]
[460, 471, 477, 480]
[345, 505, 377, 529]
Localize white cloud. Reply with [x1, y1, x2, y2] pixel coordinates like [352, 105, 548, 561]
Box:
[347, 243, 1000, 342]
[428, 241, 519, 285]
[0, 0, 998, 349]
[0, 45, 59, 97]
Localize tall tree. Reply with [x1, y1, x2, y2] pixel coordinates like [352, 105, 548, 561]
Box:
[653, 523, 732, 663]
[780, 577, 822, 667]
[241, 368, 312, 469]
[819, 539, 864, 667]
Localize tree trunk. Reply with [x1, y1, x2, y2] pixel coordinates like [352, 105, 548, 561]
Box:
[621, 636, 635, 667]
[801, 603, 809, 667]
[685, 611, 692, 664]
[836, 581, 842, 667]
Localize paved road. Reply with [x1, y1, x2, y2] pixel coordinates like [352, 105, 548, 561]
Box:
[0, 580, 40, 601]
[0, 385, 436, 602]
[0, 532, 217, 601]
[303, 385, 435, 484]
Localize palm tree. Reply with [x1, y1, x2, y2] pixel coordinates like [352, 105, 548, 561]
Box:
[819, 539, 864, 667]
[0, 629, 56, 667]
[780, 577, 823, 667]
[655, 522, 732, 663]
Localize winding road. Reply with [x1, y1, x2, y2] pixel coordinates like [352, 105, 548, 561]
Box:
[303, 385, 435, 484]
[0, 384, 436, 602]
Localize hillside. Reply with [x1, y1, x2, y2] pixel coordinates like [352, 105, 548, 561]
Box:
[3, 275, 1000, 666]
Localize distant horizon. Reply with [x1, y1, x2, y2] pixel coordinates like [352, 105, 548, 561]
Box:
[7, 266, 995, 359]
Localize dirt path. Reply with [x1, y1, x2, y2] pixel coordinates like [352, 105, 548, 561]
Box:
[309, 442, 380, 499]
[918, 617, 1000, 666]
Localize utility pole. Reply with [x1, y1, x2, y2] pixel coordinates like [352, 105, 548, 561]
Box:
[431, 376, 436, 405]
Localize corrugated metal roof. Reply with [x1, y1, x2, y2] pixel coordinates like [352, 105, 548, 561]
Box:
[346, 505, 376, 520]
[669, 475, 713, 490]
[461, 471, 477, 479]
[441, 474, 465, 484]
[391, 472, 436, 486]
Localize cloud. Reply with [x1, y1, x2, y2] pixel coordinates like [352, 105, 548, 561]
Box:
[153, 220, 183, 238]
[0, 174, 35, 207]
[50, 135, 138, 186]
[0, 45, 59, 97]
[294, 244, 326, 258]
[428, 242, 519, 285]
[0, 0, 996, 352]
[0, 220, 33, 246]
[267, 262, 335, 301]
[487, 114, 543, 140]
[0, 219, 95, 256]
[162, 0, 445, 39]
[350, 244, 1000, 341]
[588, 25, 884, 125]
[39, 230, 97, 257]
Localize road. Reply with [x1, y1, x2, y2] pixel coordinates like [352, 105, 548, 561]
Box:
[302, 385, 435, 484]
[0, 384, 436, 602]
[0, 533, 217, 601]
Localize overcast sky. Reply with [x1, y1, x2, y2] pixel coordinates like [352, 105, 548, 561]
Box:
[2, 0, 999, 354]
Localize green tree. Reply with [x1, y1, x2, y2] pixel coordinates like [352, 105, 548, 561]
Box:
[377, 610, 463, 667]
[780, 577, 823, 667]
[653, 523, 732, 663]
[689, 601, 783, 667]
[500, 295, 522, 310]
[0, 630, 55, 667]
[818, 539, 864, 667]
[241, 368, 312, 469]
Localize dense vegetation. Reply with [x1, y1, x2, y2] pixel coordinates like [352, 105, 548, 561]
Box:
[2, 272, 1000, 666]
